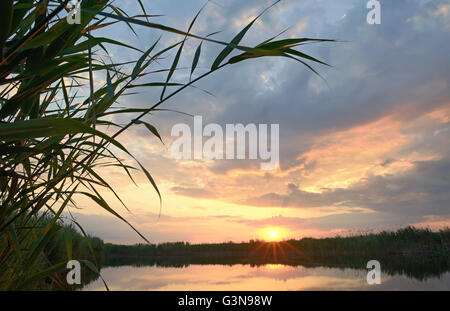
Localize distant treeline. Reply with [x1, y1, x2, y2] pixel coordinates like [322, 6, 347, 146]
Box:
[102, 227, 450, 280]
[105, 226, 450, 258]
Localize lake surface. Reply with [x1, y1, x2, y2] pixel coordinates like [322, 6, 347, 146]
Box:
[83, 264, 450, 291]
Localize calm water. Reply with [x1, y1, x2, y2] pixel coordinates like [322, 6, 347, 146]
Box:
[83, 264, 450, 291]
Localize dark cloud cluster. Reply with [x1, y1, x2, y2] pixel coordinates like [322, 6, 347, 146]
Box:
[244, 158, 450, 222]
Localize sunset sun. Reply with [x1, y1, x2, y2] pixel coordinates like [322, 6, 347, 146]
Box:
[263, 227, 286, 242]
[269, 230, 278, 240]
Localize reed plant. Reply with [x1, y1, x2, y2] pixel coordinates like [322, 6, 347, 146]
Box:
[0, 0, 332, 289]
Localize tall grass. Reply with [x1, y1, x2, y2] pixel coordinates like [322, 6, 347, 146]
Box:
[0, 1, 332, 289]
[0, 214, 104, 289]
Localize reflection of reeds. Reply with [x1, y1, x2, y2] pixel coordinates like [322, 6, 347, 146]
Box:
[0, 1, 332, 290]
[101, 227, 450, 281]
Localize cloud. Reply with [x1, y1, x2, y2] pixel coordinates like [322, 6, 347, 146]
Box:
[232, 212, 419, 233]
[244, 157, 450, 222]
[170, 186, 216, 198]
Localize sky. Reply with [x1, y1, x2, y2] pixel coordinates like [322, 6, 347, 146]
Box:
[68, 0, 450, 244]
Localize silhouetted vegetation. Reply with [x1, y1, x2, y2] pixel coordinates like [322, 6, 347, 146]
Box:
[0, 214, 103, 290]
[101, 227, 450, 281]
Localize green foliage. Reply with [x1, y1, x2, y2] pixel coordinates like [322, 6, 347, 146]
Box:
[0, 0, 332, 289]
[0, 213, 103, 290]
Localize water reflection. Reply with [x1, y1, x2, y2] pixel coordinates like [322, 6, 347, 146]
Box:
[82, 261, 450, 291]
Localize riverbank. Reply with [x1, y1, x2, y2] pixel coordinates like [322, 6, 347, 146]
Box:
[101, 227, 450, 280]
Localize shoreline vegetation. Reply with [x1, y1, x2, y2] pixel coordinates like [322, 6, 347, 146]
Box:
[98, 226, 450, 281]
[9, 224, 449, 289]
